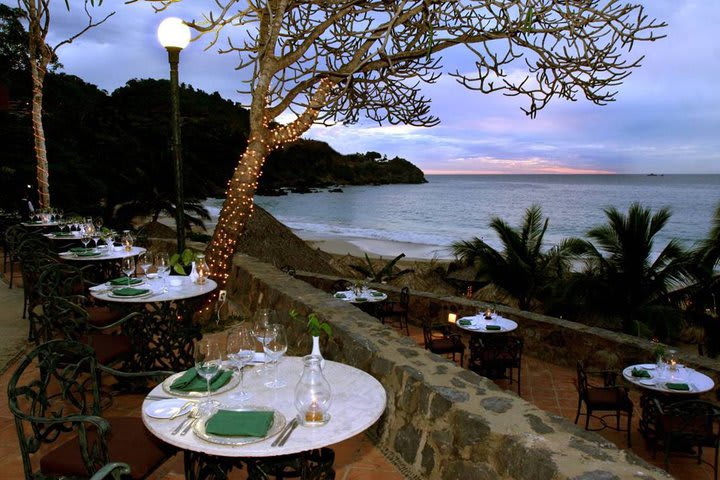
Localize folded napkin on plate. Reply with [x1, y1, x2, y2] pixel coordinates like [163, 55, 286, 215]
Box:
[55, 232, 75, 237]
[485, 325, 502, 331]
[370, 291, 385, 297]
[205, 410, 274, 437]
[458, 319, 472, 326]
[354, 297, 367, 302]
[334, 293, 346, 299]
[76, 251, 101, 257]
[170, 367, 233, 392]
[631, 368, 652, 378]
[109, 277, 143, 286]
[112, 287, 150, 297]
[69, 247, 87, 253]
[665, 382, 690, 391]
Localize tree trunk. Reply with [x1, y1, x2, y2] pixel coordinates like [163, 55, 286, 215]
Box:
[205, 137, 269, 283]
[30, 71, 50, 208]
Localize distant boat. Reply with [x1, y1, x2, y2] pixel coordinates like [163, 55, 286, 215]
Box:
[647, 173, 658, 176]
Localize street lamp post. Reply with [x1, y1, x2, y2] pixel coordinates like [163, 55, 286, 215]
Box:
[158, 17, 191, 253]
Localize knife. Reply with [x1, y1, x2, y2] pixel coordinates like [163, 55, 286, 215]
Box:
[271, 418, 296, 447]
[277, 418, 299, 447]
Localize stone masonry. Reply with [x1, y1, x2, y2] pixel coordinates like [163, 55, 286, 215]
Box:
[228, 254, 675, 480]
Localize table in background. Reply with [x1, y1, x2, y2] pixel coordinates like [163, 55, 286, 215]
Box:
[58, 246, 146, 280]
[334, 289, 387, 318]
[90, 275, 216, 371]
[455, 314, 518, 334]
[21, 220, 58, 228]
[622, 363, 715, 438]
[142, 356, 387, 480]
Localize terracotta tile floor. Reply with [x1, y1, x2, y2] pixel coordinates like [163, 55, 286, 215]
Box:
[0, 261, 713, 479]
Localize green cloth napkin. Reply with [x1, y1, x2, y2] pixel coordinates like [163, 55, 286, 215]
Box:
[112, 287, 150, 297]
[370, 291, 385, 297]
[205, 410, 274, 437]
[458, 319, 472, 326]
[666, 382, 690, 391]
[334, 293, 346, 298]
[354, 297, 367, 302]
[485, 325, 502, 331]
[110, 277, 143, 286]
[76, 250, 101, 257]
[631, 368, 651, 378]
[170, 367, 233, 392]
[70, 247, 87, 253]
[55, 232, 75, 237]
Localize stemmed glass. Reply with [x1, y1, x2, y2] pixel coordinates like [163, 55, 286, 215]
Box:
[252, 309, 276, 374]
[138, 251, 154, 278]
[89, 225, 101, 251]
[121, 256, 135, 286]
[225, 326, 256, 402]
[262, 324, 287, 389]
[194, 338, 222, 413]
[155, 252, 170, 292]
[80, 227, 92, 252]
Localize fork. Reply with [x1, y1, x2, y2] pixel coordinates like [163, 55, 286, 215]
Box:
[180, 408, 202, 436]
[172, 407, 198, 435]
[167, 401, 194, 420]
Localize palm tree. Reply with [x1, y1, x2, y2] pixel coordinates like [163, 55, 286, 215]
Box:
[568, 203, 691, 338]
[451, 205, 580, 311]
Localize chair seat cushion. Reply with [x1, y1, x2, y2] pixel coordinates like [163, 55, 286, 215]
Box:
[86, 306, 123, 327]
[80, 333, 132, 365]
[40, 416, 174, 480]
[429, 338, 464, 355]
[586, 388, 632, 411]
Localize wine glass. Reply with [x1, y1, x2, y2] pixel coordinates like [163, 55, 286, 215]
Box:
[194, 338, 222, 413]
[252, 309, 276, 374]
[155, 252, 170, 292]
[89, 225, 100, 250]
[80, 227, 92, 252]
[262, 324, 287, 389]
[121, 256, 135, 286]
[225, 326, 256, 402]
[138, 251, 154, 278]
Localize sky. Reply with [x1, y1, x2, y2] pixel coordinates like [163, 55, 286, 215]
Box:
[5, 1, 720, 174]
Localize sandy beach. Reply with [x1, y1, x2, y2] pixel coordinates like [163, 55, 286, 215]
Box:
[300, 232, 454, 261]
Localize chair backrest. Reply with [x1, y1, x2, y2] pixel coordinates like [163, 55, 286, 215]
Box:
[37, 295, 92, 344]
[399, 287, 410, 307]
[8, 340, 104, 479]
[656, 399, 720, 444]
[421, 317, 434, 349]
[4, 224, 28, 253]
[576, 361, 589, 397]
[38, 262, 87, 299]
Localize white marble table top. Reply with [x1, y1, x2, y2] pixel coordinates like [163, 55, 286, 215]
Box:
[58, 246, 146, 261]
[455, 314, 518, 334]
[622, 363, 715, 395]
[333, 289, 387, 303]
[142, 356, 387, 458]
[43, 231, 83, 241]
[90, 275, 217, 303]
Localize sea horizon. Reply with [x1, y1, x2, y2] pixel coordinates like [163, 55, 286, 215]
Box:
[203, 174, 720, 260]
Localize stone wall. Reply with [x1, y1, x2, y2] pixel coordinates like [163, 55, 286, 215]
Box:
[229, 254, 673, 480]
[296, 272, 720, 399]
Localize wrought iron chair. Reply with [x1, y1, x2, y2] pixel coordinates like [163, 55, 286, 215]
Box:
[651, 398, 720, 479]
[383, 286, 410, 335]
[3, 223, 28, 288]
[7, 340, 175, 480]
[468, 335, 523, 395]
[90, 463, 131, 480]
[574, 361, 633, 447]
[15, 238, 57, 334]
[422, 317, 465, 365]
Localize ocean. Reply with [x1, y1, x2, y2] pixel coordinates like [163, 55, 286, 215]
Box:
[203, 175, 720, 259]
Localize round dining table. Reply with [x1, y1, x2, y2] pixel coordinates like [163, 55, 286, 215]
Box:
[90, 275, 217, 371]
[142, 356, 387, 479]
[333, 289, 387, 303]
[455, 314, 518, 334]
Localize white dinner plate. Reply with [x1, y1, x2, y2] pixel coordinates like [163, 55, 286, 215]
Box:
[143, 399, 194, 419]
[639, 379, 656, 386]
[162, 369, 241, 398]
[107, 290, 153, 299]
[639, 364, 657, 370]
[193, 406, 286, 446]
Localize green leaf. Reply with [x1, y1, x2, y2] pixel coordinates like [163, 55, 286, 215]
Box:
[181, 249, 195, 265]
[169, 253, 180, 266]
[173, 264, 185, 275]
[320, 323, 333, 337]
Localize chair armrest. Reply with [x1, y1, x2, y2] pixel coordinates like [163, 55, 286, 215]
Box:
[90, 462, 131, 480]
[87, 311, 144, 332]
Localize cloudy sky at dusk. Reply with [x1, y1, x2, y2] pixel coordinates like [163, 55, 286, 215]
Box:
[5, 1, 720, 174]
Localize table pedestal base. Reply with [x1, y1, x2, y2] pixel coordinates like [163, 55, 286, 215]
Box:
[184, 448, 335, 480]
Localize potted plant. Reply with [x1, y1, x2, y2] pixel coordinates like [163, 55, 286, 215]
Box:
[290, 309, 332, 367]
[169, 248, 197, 275]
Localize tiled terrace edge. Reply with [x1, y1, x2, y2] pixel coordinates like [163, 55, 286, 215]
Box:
[229, 254, 672, 479]
[297, 272, 720, 400]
